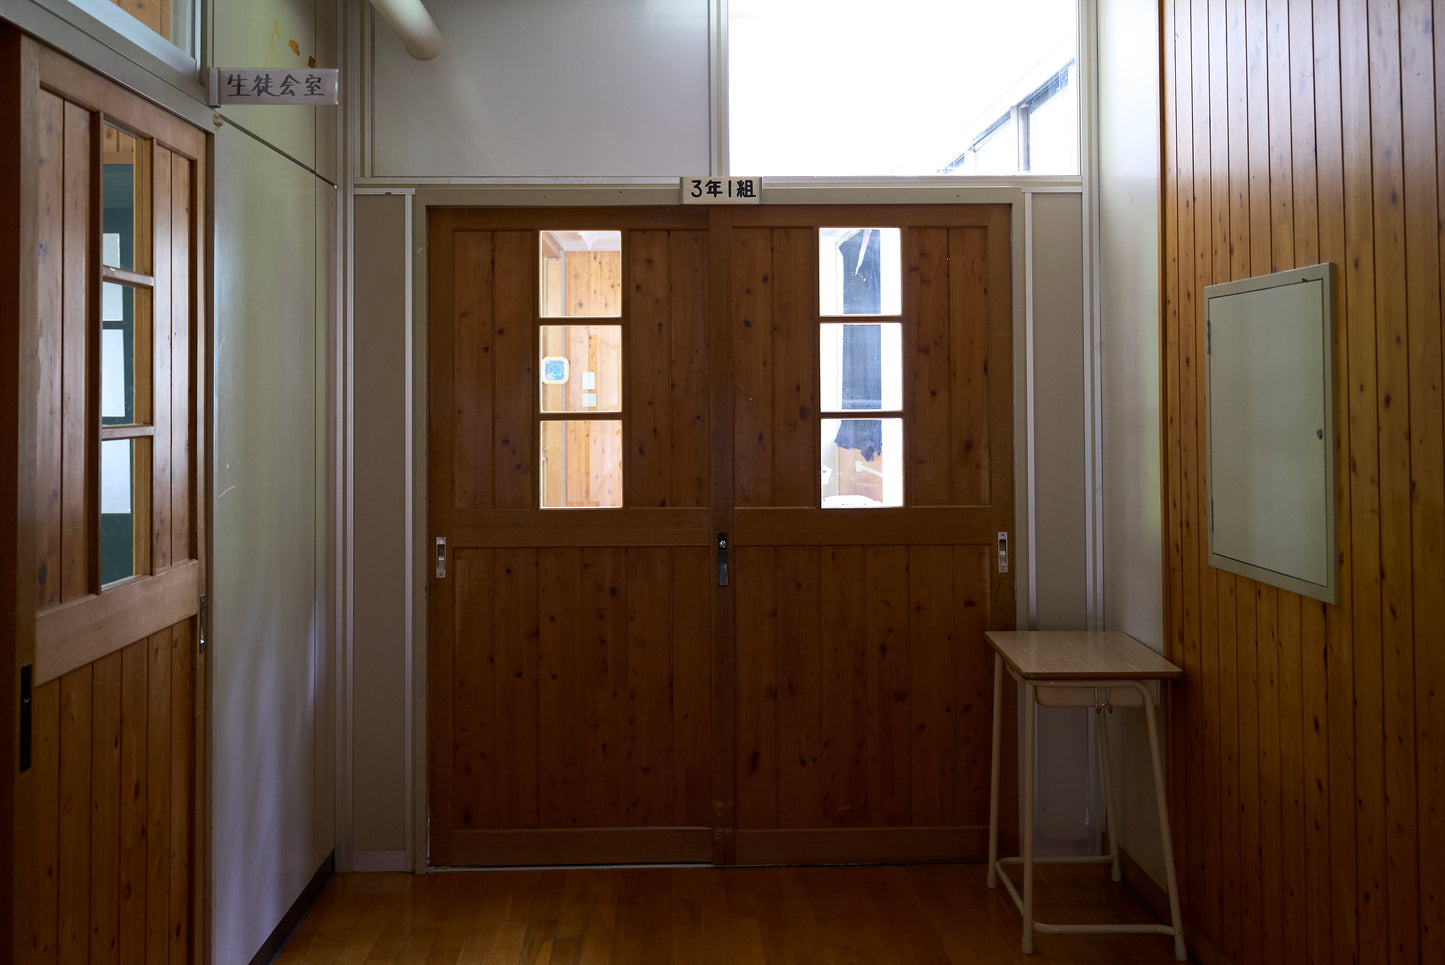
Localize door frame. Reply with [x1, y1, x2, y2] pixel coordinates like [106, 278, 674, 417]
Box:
[398, 185, 1031, 869]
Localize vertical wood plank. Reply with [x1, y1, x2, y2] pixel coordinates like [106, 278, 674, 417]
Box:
[819, 546, 867, 827]
[951, 546, 993, 826]
[537, 547, 583, 829]
[581, 548, 628, 829]
[450, 228, 493, 511]
[1340, 1, 1387, 960]
[905, 227, 951, 505]
[1236, 581, 1262, 964]
[168, 622, 193, 963]
[90, 651, 122, 965]
[628, 231, 671, 507]
[865, 546, 911, 827]
[1275, 591, 1307, 965]
[118, 640, 148, 965]
[1266, 0, 1296, 271]
[150, 147, 173, 573]
[668, 230, 709, 508]
[494, 548, 540, 827]
[1404, 3, 1445, 960]
[30, 680, 61, 963]
[625, 547, 674, 826]
[449, 549, 494, 833]
[670, 546, 710, 827]
[492, 231, 534, 508]
[145, 627, 170, 965]
[948, 227, 990, 506]
[1366, 2, 1422, 961]
[36, 89, 63, 610]
[906, 545, 952, 828]
[769, 229, 815, 507]
[61, 100, 91, 600]
[732, 228, 774, 507]
[773, 546, 822, 827]
[735, 546, 777, 829]
[57, 666, 93, 962]
[1255, 586, 1284, 965]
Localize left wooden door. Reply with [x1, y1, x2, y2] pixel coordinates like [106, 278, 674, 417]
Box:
[4, 34, 207, 965]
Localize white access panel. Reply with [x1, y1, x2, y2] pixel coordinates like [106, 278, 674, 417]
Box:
[1205, 263, 1337, 603]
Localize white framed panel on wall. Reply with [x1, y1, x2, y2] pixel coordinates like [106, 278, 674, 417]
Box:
[365, 0, 712, 177]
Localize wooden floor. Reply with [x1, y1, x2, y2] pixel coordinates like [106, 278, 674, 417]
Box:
[273, 863, 1187, 964]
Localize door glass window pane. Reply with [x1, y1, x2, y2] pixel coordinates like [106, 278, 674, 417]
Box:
[540, 230, 622, 317]
[822, 418, 903, 508]
[102, 123, 150, 273]
[540, 420, 623, 508]
[540, 325, 622, 413]
[101, 282, 152, 426]
[821, 322, 902, 412]
[100, 438, 151, 584]
[820, 228, 901, 316]
[97, 0, 196, 56]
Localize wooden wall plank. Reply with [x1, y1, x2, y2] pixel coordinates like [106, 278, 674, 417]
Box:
[90, 651, 122, 965]
[667, 231, 709, 508]
[1236, 581, 1262, 964]
[905, 227, 951, 505]
[1404, 2, 1445, 960]
[57, 666, 93, 962]
[628, 231, 671, 507]
[492, 232, 533, 508]
[768, 230, 814, 508]
[61, 100, 91, 600]
[36, 89, 63, 611]
[150, 147, 173, 574]
[1255, 586, 1283, 965]
[732, 228, 774, 507]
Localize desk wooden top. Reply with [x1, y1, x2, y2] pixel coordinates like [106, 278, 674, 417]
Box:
[984, 630, 1183, 681]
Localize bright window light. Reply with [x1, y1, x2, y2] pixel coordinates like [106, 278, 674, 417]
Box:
[728, 0, 1079, 177]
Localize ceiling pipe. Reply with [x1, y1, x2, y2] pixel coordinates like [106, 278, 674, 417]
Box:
[369, 0, 445, 61]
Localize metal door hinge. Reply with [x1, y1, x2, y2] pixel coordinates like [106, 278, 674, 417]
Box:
[1208, 497, 1214, 533]
[436, 536, 448, 579]
[199, 595, 208, 653]
[997, 532, 1009, 573]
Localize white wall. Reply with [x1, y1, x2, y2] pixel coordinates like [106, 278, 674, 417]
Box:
[365, 0, 712, 178]
[1097, 0, 1166, 887]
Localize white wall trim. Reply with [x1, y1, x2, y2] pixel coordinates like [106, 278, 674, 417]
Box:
[350, 850, 409, 873]
[1080, 0, 1106, 633]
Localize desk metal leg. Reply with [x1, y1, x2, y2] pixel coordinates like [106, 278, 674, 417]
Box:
[1096, 704, 1122, 882]
[1021, 681, 1036, 955]
[987, 653, 1003, 889]
[1142, 687, 1188, 962]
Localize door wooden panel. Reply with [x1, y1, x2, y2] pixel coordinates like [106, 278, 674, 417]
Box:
[6, 34, 206, 965]
[428, 204, 1013, 868]
[722, 205, 1014, 864]
[428, 209, 714, 866]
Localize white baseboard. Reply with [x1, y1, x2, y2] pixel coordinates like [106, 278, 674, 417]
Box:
[349, 849, 409, 872]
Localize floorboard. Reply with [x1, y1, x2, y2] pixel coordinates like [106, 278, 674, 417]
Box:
[272, 864, 1188, 964]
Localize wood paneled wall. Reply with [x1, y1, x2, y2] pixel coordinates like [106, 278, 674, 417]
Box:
[1160, 2, 1443, 963]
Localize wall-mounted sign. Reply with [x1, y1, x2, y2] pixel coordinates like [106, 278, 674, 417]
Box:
[682, 177, 762, 204]
[209, 68, 340, 106]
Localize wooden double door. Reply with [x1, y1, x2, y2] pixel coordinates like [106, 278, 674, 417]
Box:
[5, 33, 207, 964]
[427, 204, 1014, 867]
